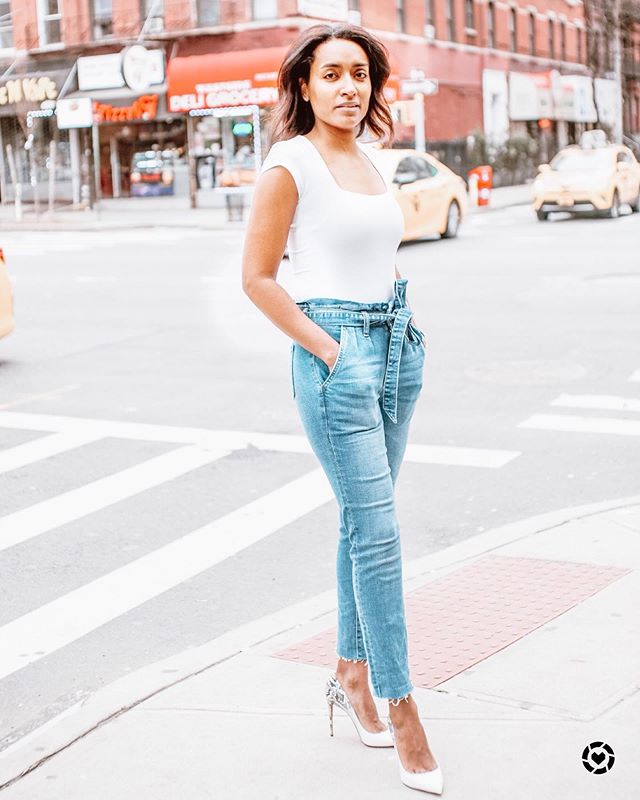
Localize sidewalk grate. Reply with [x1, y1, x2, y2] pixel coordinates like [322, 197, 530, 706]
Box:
[271, 555, 630, 688]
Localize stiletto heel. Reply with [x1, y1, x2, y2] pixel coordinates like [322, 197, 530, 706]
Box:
[387, 720, 444, 795]
[324, 672, 394, 748]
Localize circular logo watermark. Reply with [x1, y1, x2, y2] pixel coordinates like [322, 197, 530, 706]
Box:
[582, 741, 615, 774]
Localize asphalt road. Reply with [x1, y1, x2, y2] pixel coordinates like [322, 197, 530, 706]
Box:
[0, 202, 639, 752]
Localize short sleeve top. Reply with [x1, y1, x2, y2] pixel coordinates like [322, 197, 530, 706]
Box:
[259, 135, 405, 304]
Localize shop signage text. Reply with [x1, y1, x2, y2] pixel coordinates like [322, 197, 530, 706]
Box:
[0, 76, 58, 106]
[93, 94, 158, 123]
[169, 83, 278, 112]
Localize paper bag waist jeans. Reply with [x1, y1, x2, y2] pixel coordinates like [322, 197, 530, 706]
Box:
[290, 278, 426, 700]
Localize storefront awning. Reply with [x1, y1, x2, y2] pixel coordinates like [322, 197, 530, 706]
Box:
[0, 66, 73, 117]
[167, 45, 401, 113]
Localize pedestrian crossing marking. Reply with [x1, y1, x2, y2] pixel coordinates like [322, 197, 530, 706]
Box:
[0, 445, 229, 553]
[0, 468, 333, 681]
[0, 411, 521, 469]
[550, 394, 640, 413]
[519, 413, 640, 437]
[0, 432, 103, 476]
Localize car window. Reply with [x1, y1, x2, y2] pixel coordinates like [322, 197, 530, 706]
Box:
[394, 157, 419, 184]
[551, 150, 613, 171]
[414, 157, 438, 179]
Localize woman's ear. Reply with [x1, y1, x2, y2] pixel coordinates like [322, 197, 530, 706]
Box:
[299, 78, 308, 102]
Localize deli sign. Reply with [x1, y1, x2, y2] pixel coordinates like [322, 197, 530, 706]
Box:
[0, 76, 58, 107]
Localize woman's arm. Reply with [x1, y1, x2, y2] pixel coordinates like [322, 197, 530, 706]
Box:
[395, 265, 401, 280]
[241, 167, 339, 368]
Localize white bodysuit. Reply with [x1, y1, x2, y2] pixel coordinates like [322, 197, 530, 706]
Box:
[258, 134, 405, 303]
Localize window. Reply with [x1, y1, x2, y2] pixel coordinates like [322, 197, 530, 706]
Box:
[415, 157, 438, 179]
[560, 20, 566, 61]
[509, 8, 517, 51]
[252, 0, 277, 19]
[92, 0, 113, 38]
[197, 0, 220, 26]
[576, 26, 582, 64]
[0, 0, 13, 47]
[529, 13, 536, 56]
[446, 0, 455, 40]
[425, 0, 435, 27]
[487, 1, 495, 48]
[396, 0, 405, 33]
[548, 18, 555, 59]
[39, 0, 62, 44]
[465, 0, 474, 30]
[140, 0, 164, 25]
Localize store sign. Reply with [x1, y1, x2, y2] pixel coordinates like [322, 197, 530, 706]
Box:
[56, 97, 93, 128]
[78, 49, 164, 92]
[93, 94, 159, 123]
[0, 76, 58, 106]
[169, 80, 277, 112]
[508, 71, 553, 121]
[555, 75, 597, 123]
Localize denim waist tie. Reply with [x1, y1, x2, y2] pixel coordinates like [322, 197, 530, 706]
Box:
[295, 278, 423, 424]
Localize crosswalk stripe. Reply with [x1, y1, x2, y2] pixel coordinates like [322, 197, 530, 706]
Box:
[550, 393, 640, 413]
[0, 468, 334, 681]
[0, 445, 229, 553]
[629, 369, 640, 383]
[0, 411, 520, 469]
[518, 413, 640, 437]
[0, 432, 103, 476]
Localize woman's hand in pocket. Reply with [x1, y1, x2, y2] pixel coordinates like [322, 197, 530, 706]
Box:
[322, 341, 341, 370]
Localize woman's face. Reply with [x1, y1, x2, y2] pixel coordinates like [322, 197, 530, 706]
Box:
[299, 38, 372, 132]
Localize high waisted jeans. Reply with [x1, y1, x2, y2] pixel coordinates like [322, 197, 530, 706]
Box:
[290, 278, 426, 700]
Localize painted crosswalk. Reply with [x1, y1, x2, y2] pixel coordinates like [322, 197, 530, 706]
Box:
[0, 410, 522, 684]
[519, 390, 640, 437]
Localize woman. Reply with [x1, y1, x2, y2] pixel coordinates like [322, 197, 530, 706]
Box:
[241, 23, 443, 795]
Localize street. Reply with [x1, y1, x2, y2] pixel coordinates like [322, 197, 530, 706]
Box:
[0, 201, 639, 759]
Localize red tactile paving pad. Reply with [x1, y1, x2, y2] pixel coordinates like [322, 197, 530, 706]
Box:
[272, 555, 630, 688]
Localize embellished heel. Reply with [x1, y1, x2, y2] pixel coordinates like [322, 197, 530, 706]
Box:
[324, 672, 394, 748]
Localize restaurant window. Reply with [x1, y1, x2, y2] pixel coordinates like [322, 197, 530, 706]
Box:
[465, 0, 474, 30]
[0, 0, 12, 47]
[487, 1, 495, 48]
[92, 0, 113, 38]
[39, 0, 62, 45]
[548, 17, 555, 59]
[529, 13, 536, 56]
[197, 0, 220, 25]
[446, 0, 455, 40]
[509, 8, 517, 52]
[252, 0, 277, 19]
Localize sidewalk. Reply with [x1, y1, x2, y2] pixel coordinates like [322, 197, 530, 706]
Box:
[0, 184, 532, 232]
[0, 495, 637, 799]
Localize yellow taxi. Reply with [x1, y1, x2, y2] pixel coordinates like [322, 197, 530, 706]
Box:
[0, 248, 14, 341]
[533, 143, 640, 220]
[375, 147, 468, 239]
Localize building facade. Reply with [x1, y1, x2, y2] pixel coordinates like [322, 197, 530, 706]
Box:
[0, 0, 638, 203]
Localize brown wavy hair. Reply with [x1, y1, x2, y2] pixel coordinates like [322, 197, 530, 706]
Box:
[265, 23, 395, 147]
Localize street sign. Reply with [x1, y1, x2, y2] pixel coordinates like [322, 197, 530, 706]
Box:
[400, 79, 439, 96]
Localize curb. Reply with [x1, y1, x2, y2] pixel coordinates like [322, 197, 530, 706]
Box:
[1, 492, 639, 790]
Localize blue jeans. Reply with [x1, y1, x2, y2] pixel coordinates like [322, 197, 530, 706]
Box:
[290, 278, 426, 700]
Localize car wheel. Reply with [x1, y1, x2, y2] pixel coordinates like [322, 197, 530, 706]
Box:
[632, 191, 640, 214]
[536, 209, 549, 221]
[604, 190, 621, 219]
[442, 201, 461, 238]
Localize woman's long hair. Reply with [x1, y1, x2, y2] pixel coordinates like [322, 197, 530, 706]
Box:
[265, 23, 395, 147]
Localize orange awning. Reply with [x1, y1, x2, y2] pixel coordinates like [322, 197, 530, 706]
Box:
[167, 45, 401, 113]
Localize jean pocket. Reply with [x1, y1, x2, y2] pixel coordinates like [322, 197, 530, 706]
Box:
[313, 325, 348, 391]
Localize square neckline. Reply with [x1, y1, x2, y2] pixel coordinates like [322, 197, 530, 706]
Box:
[297, 135, 388, 197]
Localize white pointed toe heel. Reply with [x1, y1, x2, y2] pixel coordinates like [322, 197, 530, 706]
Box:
[325, 672, 394, 748]
[387, 720, 444, 795]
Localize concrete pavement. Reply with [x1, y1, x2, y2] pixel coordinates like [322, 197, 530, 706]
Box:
[0, 183, 533, 232]
[1, 495, 637, 799]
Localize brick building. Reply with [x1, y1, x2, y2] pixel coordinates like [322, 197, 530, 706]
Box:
[0, 0, 638, 202]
